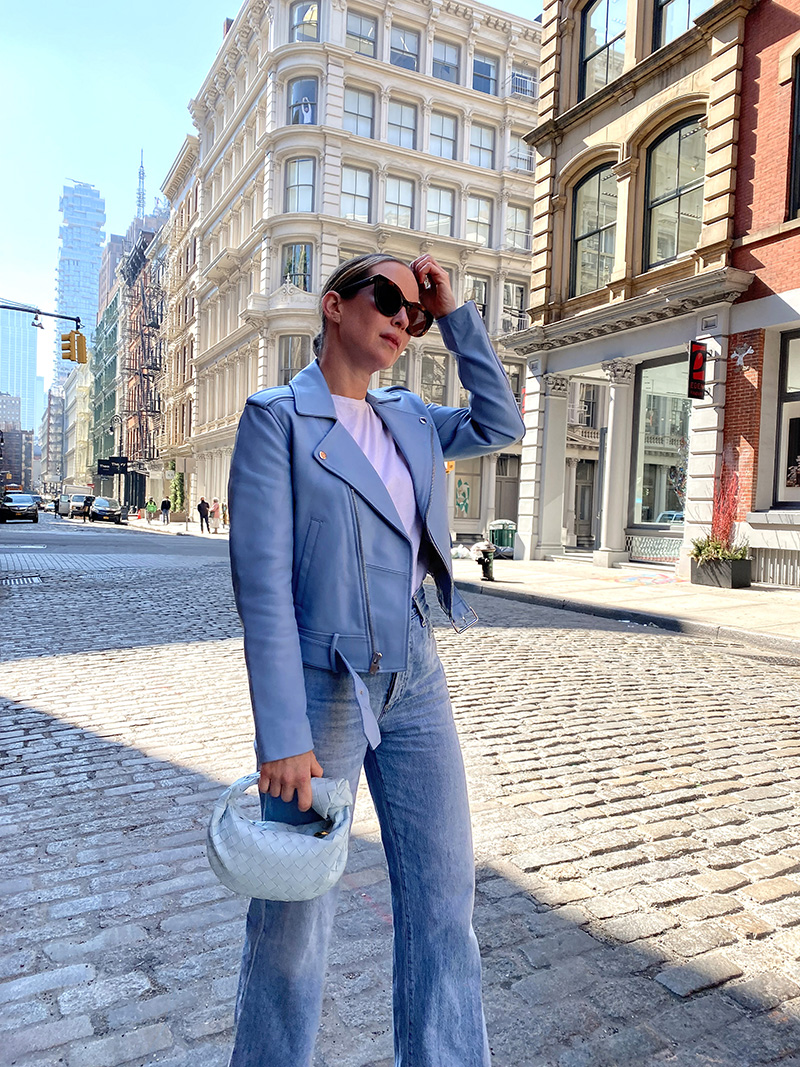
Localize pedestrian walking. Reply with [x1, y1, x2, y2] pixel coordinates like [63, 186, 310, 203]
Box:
[160, 497, 171, 524]
[221, 500, 229, 527]
[227, 252, 524, 1066]
[81, 496, 93, 523]
[209, 497, 222, 534]
[145, 497, 157, 523]
[197, 497, 211, 533]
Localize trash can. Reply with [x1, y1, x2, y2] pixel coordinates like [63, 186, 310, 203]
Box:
[488, 520, 516, 549]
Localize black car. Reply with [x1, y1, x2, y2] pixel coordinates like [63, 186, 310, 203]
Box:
[0, 493, 39, 523]
[89, 497, 123, 524]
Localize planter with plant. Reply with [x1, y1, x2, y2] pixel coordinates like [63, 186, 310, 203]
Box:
[689, 464, 751, 588]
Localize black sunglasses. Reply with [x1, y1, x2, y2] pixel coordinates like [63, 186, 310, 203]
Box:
[339, 274, 434, 337]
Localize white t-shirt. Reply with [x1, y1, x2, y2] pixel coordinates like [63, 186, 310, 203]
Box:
[332, 394, 427, 591]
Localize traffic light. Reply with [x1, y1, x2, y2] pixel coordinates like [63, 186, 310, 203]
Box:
[61, 331, 76, 361]
[76, 332, 87, 363]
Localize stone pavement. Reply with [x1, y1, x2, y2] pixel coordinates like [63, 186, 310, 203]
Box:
[2, 546, 800, 1066]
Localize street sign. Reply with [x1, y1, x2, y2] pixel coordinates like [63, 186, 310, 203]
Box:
[97, 457, 128, 476]
[688, 341, 707, 399]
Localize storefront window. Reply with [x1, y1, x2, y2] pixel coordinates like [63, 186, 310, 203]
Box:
[777, 332, 800, 504]
[454, 458, 482, 519]
[632, 358, 690, 523]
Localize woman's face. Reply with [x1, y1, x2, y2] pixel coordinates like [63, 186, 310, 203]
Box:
[334, 261, 419, 376]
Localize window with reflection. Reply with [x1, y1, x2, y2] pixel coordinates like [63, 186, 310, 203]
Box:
[390, 26, 419, 70]
[388, 101, 417, 148]
[346, 11, 376, 56]
[790, 59, 800, 218]
[430, 112, 457, 159]
[654, 0, 713, 49]
[503, 282, 527, 332]
[290, 1, 319, 42]
[343, 88, 374, 137]
[281, 244, 312, 290]
[464, 274, 489, 319]
[509, 132, 534, 172]
[470, 123, 495, 168]
[285, 158, 315, 212]
[420, 352, 447, 404]
[633, 358, 691, 523]
[645, 118, 705, 269]
[342, 165, 372, 221]
[433, 39, 459, 83]
[287, 77, 318, 125]
[571, 164, 618, 297]
[384, 176, 414, 228]
[466, 196, 492, 246]
[506, 204, 531, 250]
[426, 186, 454, 236]
[278, 336, 311, 385]
[777, 332, 800, 504]
[473, 53, 497, 94]
[580, 0, 626, 100]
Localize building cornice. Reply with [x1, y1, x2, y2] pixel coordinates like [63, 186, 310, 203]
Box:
[161, 136, 200, 203]
[527, 0, 757, 149]
[504, 267, 754, 353]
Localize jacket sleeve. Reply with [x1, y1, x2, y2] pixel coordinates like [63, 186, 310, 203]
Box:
[427, 301, 525, 458]
[228, 399, 314, 764]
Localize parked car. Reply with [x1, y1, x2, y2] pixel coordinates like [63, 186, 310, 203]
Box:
[89, 497, 123, 524]
[69, 493, 94, 518]
[57, 495, 70, 516]
[42, 499, 56, 512]
[656, 511, 684, 523]
[0, 493, 39, 523]
[29, 493, 43, 509]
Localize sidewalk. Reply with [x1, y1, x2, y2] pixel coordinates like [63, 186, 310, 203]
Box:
[453, 556, 800, 655]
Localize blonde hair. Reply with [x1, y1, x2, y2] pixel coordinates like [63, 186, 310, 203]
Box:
[312, 253, 407, 357]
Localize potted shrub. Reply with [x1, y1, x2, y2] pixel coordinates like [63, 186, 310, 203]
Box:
[689, 465, 751, 588]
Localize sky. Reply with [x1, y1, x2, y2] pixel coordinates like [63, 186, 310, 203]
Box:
[0, 0, 541, 388]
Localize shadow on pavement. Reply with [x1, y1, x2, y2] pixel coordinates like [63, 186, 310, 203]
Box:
[2, 657, 800, 1067]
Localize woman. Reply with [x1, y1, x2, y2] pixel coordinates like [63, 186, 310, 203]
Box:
[209, 497, 222, 533]
[227, 252, 524, 1066]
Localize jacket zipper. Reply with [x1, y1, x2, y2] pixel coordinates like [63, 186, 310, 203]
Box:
[350, 490, 382, 674]
[422, 422, 454, 617]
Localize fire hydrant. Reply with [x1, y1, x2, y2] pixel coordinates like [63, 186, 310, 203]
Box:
[470, 539, 495, 581]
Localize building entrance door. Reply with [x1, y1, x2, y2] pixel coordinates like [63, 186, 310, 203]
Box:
[494, 453, 520, 522]
[575, 459, 596, 546]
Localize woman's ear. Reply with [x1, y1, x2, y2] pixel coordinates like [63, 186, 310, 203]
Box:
[321, 290, 342, 324]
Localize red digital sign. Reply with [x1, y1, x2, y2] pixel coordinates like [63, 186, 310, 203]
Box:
[688, 341, 707, 400]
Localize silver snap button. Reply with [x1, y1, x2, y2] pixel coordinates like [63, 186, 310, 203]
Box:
[419, 417, 427, 424]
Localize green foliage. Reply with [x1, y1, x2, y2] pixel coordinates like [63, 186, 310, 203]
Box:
[689, 534, 749, 564]
[170, 472, 184, 512]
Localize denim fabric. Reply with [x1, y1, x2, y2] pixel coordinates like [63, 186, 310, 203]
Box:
[229, 589, 489, 1067]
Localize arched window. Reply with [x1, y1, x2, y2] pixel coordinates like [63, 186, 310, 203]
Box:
[287, 77, 318, 125]
[579, 0, 626, 101]
[645, 118, 706, 269]
[290, 1, 319, 43]
[571, 165, 618, 296]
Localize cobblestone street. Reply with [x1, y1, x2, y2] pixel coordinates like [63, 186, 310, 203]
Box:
[2, 521, 800, 1066]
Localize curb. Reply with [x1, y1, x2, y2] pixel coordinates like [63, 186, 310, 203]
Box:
[455, 579, 800, 658]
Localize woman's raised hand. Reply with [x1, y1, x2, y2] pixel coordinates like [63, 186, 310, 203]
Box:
[258, 750, 324, 812]
[409, 255, 457, 320]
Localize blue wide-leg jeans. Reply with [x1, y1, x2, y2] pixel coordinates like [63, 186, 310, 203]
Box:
[229, 589, 490, 1067]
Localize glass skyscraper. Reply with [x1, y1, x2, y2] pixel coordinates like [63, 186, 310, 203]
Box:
[0, 303, 39, 430]
[52, 181, 105, 386]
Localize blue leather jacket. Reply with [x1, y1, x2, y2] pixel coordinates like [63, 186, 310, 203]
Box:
[228, 302, 525, 763]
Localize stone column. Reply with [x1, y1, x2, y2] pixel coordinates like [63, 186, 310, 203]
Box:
[593, 358, 634, 567]
[563, 456, 578, 548]
[529, 374, 569, 559]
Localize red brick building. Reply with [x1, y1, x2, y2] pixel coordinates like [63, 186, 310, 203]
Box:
[729, 0, 800, 583]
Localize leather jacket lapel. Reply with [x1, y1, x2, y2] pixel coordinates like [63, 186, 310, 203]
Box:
[369, 398, 435, 522]
[313, 420, 408, 539]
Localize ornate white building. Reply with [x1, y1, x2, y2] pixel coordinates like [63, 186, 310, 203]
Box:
[160, 0, 540, 537]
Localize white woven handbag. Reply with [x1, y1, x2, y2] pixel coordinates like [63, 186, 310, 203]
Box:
[206, 773, 353, 901]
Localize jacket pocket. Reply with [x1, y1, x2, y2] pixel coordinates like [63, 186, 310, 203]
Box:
[295, 518, 323, 607]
